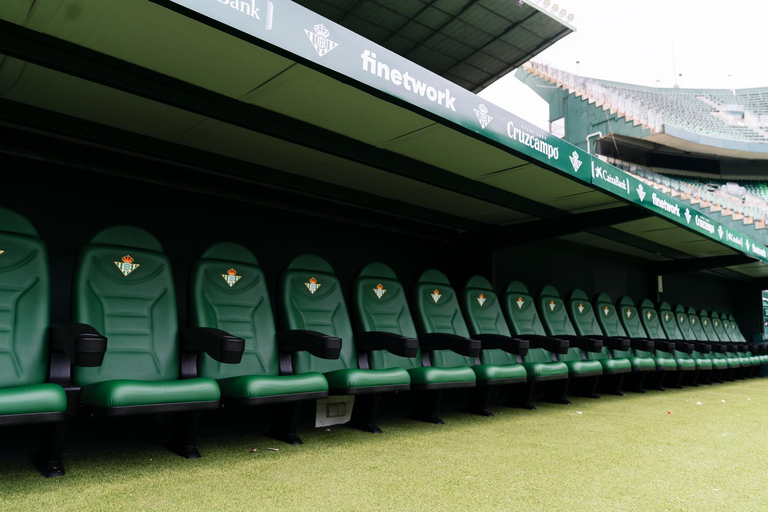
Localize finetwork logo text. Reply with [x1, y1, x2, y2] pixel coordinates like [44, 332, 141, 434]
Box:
[361, 50, 456, 111]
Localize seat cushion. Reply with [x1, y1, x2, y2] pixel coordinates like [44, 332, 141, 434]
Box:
[726, 356, 741, 368]
[738, 357, 752, 367]
[674, 358, 697, 371]
[522, 361, 569, 380]
[598, 358, 632, 374]
[693, 358, 713, 370]
[408, 366, 475, 387]
[324, 367, 410, 391]
[655, 357, 678, 371]
[627, 356, 656, 371]
[0, 383, 66, 416]
[472, 364, 527, 383]
[562, 360, 603, 376]
[218, 372, 327, 400]
[80, 378, 220, 408]
[710, 358, 729, 370]
[750, 356, 761, 366]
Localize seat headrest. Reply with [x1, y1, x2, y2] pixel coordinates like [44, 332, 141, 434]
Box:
[657, 301, 672, 312]
[728, 314, 736, 321]
[356, 262, 398, 280]
[637, 298, 654, 309]
[617, 296, 635, 307]
[464, 275, 493, 291]
[90, 226, 163, 253]
[686, 307, 697, 316]
[0, 207, 39, 237]
[199, 242, 258, 265]
[710, 311, 721, 319]
[416, 269, 450, 286]
[505, 281, 530, 295]
[674, 304, 686, 313]
[567, 289, 588, 301]
[594, 292, 612, 305]
[285, 254, 334, 274]
[698, 309, 710, 318]
[537, 284, 560, 298]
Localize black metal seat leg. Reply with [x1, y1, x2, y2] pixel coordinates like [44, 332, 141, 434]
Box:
[543, 378, 571, 405]
[266, 401, 304, 445]
[164, 411, 204, 459]
[464, 386, 494, 417]
[348, 394, 383, 433]
[411, 389, 445, 424]
[35, 420, 67, 478]
[506, 381, 537, 410]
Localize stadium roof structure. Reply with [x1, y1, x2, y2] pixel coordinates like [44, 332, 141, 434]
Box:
[279, 0, 575, 92]
[0, 0, 767, 283]
[518, 62, 768, 159]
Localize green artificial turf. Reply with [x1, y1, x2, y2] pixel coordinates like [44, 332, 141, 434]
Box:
[2, 379, 768, 511]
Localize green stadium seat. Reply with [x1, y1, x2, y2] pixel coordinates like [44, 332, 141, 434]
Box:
[188, 243, 329, 445]
[500, 281, 571, 407]
[593, 293, 656, 392]
[686, 308, 729, 383]
[671, 305, 714, 385]
[66, 226, 223, 459]
[715, 312, 754, 378]
[644, 302, 696, 388]
[351, 263, 475, 423]
[723, 315, 761, 376]
[459, 276, 533, 413]
[279, 254, 410, 434]
[617, 297, 678, 390]
[710, 312, 745, 380]
[727, 315, 766, 376]
[0, 208, 97, 478]
[411, 270, 527, 416]
[536, 286, 603, 399]
[565, 289, 632, 395]
[698, 309, 734, 382]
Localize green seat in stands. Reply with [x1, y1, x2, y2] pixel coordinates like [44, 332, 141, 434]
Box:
[665, 304, 712, 385]
[719, 314, 755, 377]
[0, 208, 94, 478]
[501, 281, 571, 407]
[188, 243, 329, 445]
[698, 309, 734, 382]
[710, 312, 745, 380]
[459, 276, 532, 413]
[351, 263, 476, 423]
[727, 315, 764, 376]
[279, 254, 410, 434]
[594, 293, 656, 392]
[411, 270, 526, 416]
[641, 301, 695, 388]
[617, 297, 677, 390]
[536, 286, 603, 398]
[68, 226, 223, 459]
[680, 306, 724, 384]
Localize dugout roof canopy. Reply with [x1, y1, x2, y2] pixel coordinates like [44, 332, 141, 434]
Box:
[0, 0, 766, 284]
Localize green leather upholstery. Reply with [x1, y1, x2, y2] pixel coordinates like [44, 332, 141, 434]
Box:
[724, 315, 758, 367]
[673, 305, 713, 371]
[619, 298, 676, 371]
[692, 309, 729, 371]
[72, 226, 219, 408]
[351, 263, 475, 388]
[594, 294, 655, 371]
[728, 316, 763, 366]
[190, 243, 327, 401]
[537, 286, 602, 377]
[565, 289, 631, 374]
[413, 270, 525, 384]
[651, 302, 693, 372]
[710, 312, 742, 369]
[501, 281, 569, 380]
[279, 255, 409, 392]
[0, 208, 67, 418]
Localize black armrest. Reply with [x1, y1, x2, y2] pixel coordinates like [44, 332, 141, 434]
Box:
[590, 335, 630, 351]
[668, 340, 694, 354]
[629, 338, 655, 351]
[419, 333, 480, 357]
[688, 341, 712, 354]
[278, 330, 342, 360]
[50, 323, 107, 367]
[513, 334, 569, 354]
[556, 335, 603, 353]
[653, 339, 676, 353]
[356, 331, 418, 358]
[474, 334, 529, 356]
[180, 327, 245, 364]
[709, 343, 726, 354]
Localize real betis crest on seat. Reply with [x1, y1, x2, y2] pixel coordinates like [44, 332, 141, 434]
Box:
[222, 268, 241, 288]
[516, 297, 524, 308]
[626, 308, 632, 318]
[578, 303, 584, 313]
[373, 283, 386, 299]
[646, 311, 652, 320]
[114, 254, 139, 276]
[603, 306, 610, 316]
[548, 300, 556, 311]
[0, 250, 4, 255]
[305, 277, 320, 294]
[477, 293, 486, 306]
[431, 289, 441, 303]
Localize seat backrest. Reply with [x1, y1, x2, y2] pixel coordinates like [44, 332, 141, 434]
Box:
[698, 309, 719, 342]
[461, 275, 516, 366]
[411, 269, 474, 367]
[190, 242, 278, 379]
[351, 262, 420, 370]
[593, 293, 627, 337]
[0, 208, 50, 389]
[73, 226, 178, 385]
[672, 304, 696, 341]
[638, 299, 667, 339]
[279, 254, 355, 374]
[685, 307, 706, 342]
[728, 315, 747, 342]
[537, 285, 581, 362]
[710, 312, 733, 342]
[720, 316, 735, 341]
[617, 296, 648, 338]
[502, 281, 547, 337]
[566, 289, 604, 337]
